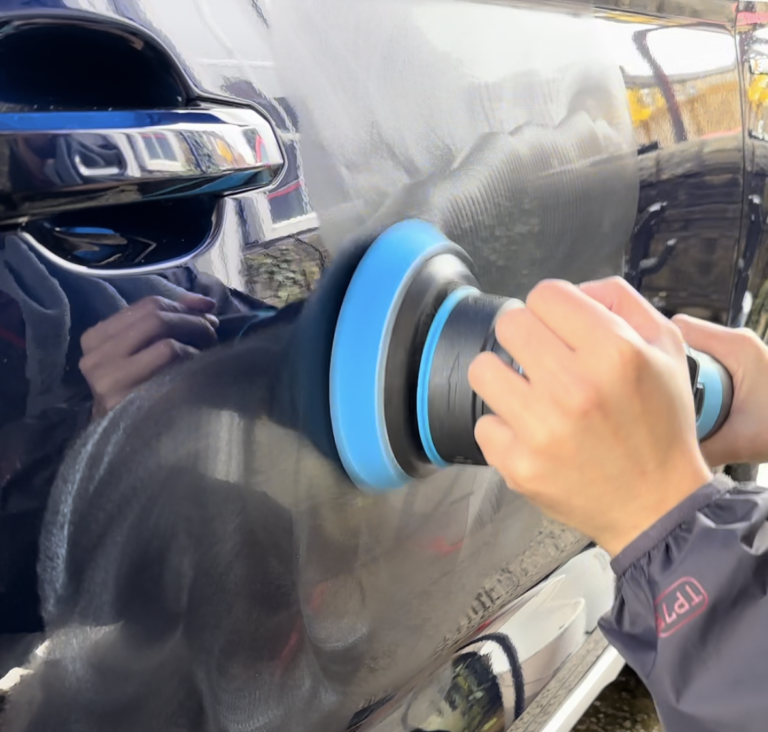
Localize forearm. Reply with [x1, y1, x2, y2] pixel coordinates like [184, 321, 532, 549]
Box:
[600, 474, 768, 732]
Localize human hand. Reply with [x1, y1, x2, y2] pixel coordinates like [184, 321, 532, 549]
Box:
[468, 277, 712, 557]
[673, 315, 768, 468]
[80, 294, 219, 418]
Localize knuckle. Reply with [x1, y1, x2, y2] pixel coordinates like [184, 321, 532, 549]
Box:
[495, 307, 529, 341]
[567, 382, 600, 419]
[552, 370, 602, 421]
[143, 295, 167, 311]
[474, 417, 513, 469]
[498, 302, 527, 325]
[606, 335, 645, 375]
[199, 320, 218, 343]
[89, 375, 113, 401]
[78, 353, 97, 377]
[508, 451, 540, 488]
[524, 428, 549, 454]
[521, 415, 556, 451]
[526, 279, 562, 309]
[468, 352, 497, 387]
[603, 275, 630, 293]
[494, 310, 515, 340]
[600, 276, 640, 305]
[474, 414, 497, 449]
[664, 319, 686, 344]
[157, 338, 184, 361]
[736, 327, 762, 348]
[655, 312, 683, 345]
[80, 325, 101, 353]
[148, 309, 172, 333]
[156, 338, 196, 364]
[467, 360, 483, 390]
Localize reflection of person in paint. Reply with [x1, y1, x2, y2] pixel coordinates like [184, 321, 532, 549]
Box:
[0, 235, 270, 650]
[469, 275, 768, 732]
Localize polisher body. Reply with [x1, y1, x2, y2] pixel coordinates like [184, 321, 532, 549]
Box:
[330, 220, 733, 493]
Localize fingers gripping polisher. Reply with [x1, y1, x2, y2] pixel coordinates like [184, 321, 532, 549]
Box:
[329, 220, 734, 493]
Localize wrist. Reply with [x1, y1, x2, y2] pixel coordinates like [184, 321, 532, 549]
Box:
[600, 456, 713, 558]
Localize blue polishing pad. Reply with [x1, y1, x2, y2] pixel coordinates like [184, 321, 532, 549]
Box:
[329, 219, 460, 492]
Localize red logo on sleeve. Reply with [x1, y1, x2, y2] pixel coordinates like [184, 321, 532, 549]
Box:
[655, 577, 708, 638]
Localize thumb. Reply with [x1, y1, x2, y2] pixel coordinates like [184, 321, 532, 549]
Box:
[673, 314, 741, 373]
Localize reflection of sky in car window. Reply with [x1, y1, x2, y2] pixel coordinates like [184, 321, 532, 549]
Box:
[414, 3, 736, 82]
[412, 3, 605, 82]
[595, 21, 738, 78]
[751, 28, 768, 57]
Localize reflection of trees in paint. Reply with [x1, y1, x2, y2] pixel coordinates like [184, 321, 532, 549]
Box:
[183, 131, 217, 171]
[634, 28, 687, 143]
[625, 71, 740, 147]
[243, 234, 326, 305]
[406, 653, 505, 732]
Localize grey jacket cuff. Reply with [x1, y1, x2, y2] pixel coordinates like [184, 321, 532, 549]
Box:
[610, 473, 732, 577]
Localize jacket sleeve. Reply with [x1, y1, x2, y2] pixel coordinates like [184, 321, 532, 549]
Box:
[158, 265, 274, 316]
[598, 473, 768, 732]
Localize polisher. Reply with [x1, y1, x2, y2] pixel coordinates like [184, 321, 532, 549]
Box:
[329, 219, 733, 493]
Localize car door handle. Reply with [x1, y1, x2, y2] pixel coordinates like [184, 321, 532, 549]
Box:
[73, 153, 123, 178]
[0, 106, 285, 224]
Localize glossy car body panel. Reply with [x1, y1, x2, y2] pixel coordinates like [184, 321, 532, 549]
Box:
[0, 2, 765, 732]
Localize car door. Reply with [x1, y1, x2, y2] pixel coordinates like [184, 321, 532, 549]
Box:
[0, 2, 761, 732]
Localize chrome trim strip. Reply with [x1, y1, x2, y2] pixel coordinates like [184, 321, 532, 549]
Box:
[0, 106, 284, 222]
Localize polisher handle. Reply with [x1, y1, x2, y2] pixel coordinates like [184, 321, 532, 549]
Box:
[496, 340, 733, 444]
[686, 347, 734, 442]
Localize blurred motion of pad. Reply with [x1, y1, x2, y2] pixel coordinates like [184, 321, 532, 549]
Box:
[269, 0, 639, 297]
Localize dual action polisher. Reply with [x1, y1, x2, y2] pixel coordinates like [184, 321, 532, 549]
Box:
[329, 220, 734, 493]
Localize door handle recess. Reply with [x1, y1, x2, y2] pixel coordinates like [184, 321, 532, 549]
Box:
[0, 106, 285, 224]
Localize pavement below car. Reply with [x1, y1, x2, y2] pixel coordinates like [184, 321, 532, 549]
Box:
[574, 666, 661, 732]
